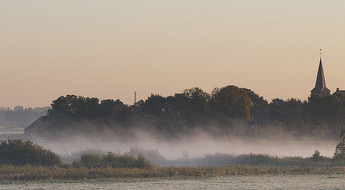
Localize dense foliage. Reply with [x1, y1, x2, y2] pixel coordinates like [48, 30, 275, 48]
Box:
[0, 139, 62, 166]
[25, 84, 345, 138]
[73, 152, 151, 168]
[26, 85, 260, 137]
[268, 93, 345, 137]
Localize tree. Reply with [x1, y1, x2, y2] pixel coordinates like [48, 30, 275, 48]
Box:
[173, 87, 211, 125]
[210, 85, 252, 120]
[241, 88, 268, 107]
[311, 150, 323, 161]
[334, 132, 345, 162]
[0, 139, 62, 166]
[100, 99, 132, 124]
[268, 98, 287, 123]
[308, 94, 343, 125]
[48, 95, 100, 119]
[269, 98, 306, 125]
[141, 94, 168, 117]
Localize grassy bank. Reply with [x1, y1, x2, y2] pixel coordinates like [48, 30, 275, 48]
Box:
[1, 165, 345, 181]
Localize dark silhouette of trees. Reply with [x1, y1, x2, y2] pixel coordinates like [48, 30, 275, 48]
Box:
[140, 94, 168, 117]
[48, 95, 132, 125]
[242, 88, 268, 107]
[308, 94, 344, 125]
[26, 85, 345, 138]
[0, 139, 62, 166]
[209, 85, 252, 120]
[48, 95, 100, 119]
[268, 98, 306, 126]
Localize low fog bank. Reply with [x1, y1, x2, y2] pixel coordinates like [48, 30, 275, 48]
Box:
[25, 128, 338, 166]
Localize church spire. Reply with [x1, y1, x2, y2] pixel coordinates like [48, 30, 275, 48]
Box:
[311, 49, 330, 97]
[315, 58, 326, 89]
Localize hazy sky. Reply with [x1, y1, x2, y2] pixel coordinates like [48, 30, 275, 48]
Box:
[1, 0, 345, 107]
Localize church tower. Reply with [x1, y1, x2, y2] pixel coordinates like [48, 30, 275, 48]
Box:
[311, 50, 330, 97]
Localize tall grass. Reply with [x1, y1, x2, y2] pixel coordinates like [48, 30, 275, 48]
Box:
[1, 165, 345, 181]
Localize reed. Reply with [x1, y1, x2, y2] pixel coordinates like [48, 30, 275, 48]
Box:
[1, 165, 345, 181]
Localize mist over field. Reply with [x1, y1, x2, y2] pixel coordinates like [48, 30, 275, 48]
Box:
[25, 127, 338, 166]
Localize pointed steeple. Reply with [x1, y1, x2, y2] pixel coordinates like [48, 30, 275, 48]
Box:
[311, 53, 330, 97]
[315, 59, 326, 89]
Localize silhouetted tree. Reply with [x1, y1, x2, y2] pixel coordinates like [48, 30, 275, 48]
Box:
[0, 139, 62, 166]
[269, 98, 306, 125]
[242, 88, 268, 107]
[210, 85, 252, 120]
[334, 131, 345, 162]
[308, 94, 343, 125]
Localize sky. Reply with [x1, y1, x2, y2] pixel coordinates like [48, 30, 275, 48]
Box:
[1, 0, 345, 108]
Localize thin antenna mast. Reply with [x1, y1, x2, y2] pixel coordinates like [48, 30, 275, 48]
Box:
[134, 91, 137, 105]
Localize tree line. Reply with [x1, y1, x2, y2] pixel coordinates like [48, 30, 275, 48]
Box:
[27, 85, 345, 138]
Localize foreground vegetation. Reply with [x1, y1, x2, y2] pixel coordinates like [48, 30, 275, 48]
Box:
[2, 139, 345, 181]
[0, 139, 61, 166]
[1, 165, 345, 181]
[73, 152, 151, 169]
[0, 140, 152, 169]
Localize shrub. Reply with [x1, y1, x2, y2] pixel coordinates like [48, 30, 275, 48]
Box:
[76, 152, 152, 168]
[0, 139, 62, 166]
[79, 153, 102, 168]
[312, 150, 324, 161]
[230, 154, 279, 165]
[135, 154, 152, 168]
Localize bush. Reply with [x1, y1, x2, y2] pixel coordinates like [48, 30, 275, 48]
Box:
[0, 139, 62, 166]
[312, 150, 324, 161]
[76, 152, 151, 168]
[230, 154, 279, 165]
[135, 154, 152, 168]
[79, 153, 102, 168]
